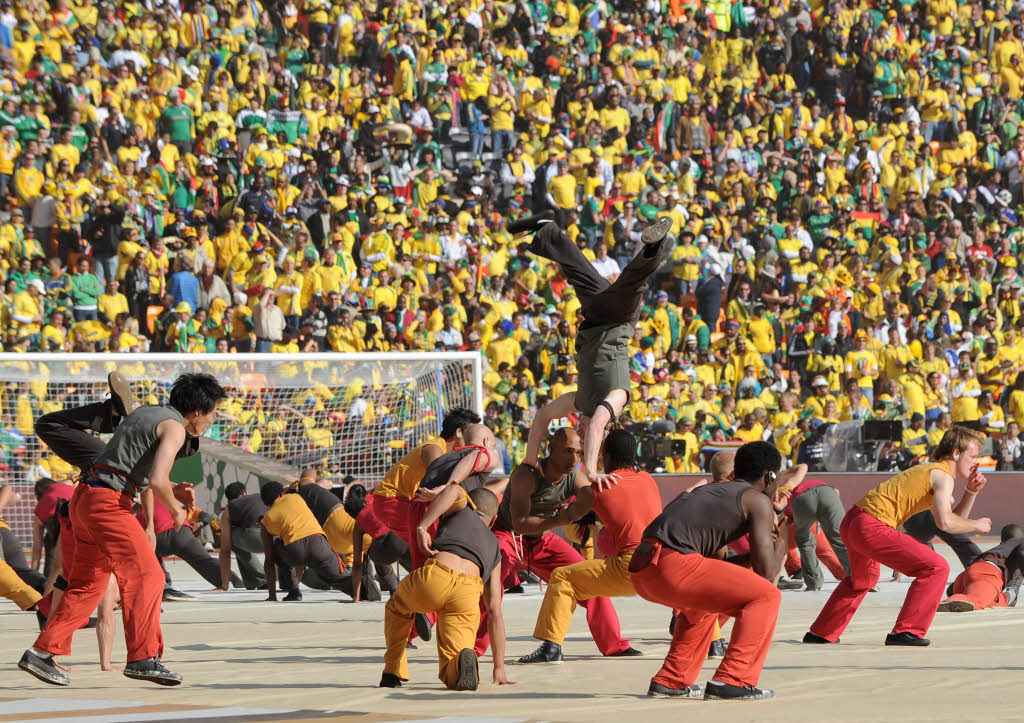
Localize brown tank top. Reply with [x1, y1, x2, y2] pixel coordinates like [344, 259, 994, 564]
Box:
[433, 506, 501, 581]
[643, 480, 752, 557]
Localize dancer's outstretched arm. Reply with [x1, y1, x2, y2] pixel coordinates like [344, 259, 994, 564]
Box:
[524, 393, 578, 468]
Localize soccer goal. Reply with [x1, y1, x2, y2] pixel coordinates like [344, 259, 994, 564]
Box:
[0, 352, 483, 542]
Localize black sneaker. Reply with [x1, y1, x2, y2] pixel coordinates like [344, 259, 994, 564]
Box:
[937, 599, 975, 613]
[282, 589, 303, 602]
[707, 638, 727, 658]
[705, 680, 774, 700]
[379, 672, 403, 688]
[19, 649, 70, 686]
[504, 583, 525, 594]
[107, 371, 135, 419]
[647, 681, 704, 698]
[414, 612, 432, 641]
[885, 632, 930, 646]
[520, 571, 541, 585]
[406, 642, 417, 650]
[1006, 571, 1022, 607]
[641, 216, 672, 246]
[508, 211, 555, 235]
[453, 648, 479, 691]
[609, 646, 642, 657]
[362, 577, 382, 602]
[123, 657, 182, 686]
[668, 613, 677, 636]
[513, 640, 563, 664]
[803, 631, 837, 644]
[777, 577, 803, 590]
[162, 588, 195, 602]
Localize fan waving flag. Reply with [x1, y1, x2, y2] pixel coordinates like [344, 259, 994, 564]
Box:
[654, 101, 675, 154]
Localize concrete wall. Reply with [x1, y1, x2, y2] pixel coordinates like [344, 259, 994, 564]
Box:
[653, 473, 1024, 530]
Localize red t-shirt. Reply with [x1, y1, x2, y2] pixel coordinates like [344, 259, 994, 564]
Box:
[136, 499, 193, 534]
[592, 468, 663, 555]
[34, 483, 74, 523]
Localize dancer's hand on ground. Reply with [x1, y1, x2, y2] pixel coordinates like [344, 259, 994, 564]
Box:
[493, 668, 515, 685]
[967, 464, 987, 494]
[265, 594, 277, 602]
[417, 526, 437, 558]
[209, 586, 229, 592]
[588, 472, 619, 492]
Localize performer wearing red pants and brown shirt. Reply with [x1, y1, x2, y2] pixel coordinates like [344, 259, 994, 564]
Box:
[19, 373, 226, 687]
[804, 426, 991, 647]
[937, 523, 1024, 613]
[630, 441, 788, 701]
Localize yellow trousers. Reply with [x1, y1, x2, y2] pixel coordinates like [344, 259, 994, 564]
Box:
[0, 558, 41, 610]
[384, 559, 483, 688]
[534, 551, 635, 644]
[563, 524, 596, 560]
[323, 507, 371, 568]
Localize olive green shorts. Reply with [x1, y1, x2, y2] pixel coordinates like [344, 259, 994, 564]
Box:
[574, 322, 633, 417]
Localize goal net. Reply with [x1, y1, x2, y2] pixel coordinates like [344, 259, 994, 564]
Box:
[0, 352, 482, 543]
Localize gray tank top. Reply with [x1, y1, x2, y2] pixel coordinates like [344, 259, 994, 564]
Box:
[91, 405, 185, 495]
[433, 506, 501, 581]
[643, 480, 752, 557]
[227, 494, 268, 528]
[420, 446, 490, 493]
[495, 462, 576, 538]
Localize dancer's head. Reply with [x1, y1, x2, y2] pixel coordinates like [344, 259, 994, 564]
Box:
[734, 442, 782, 498]
[932, 426, 985, 479]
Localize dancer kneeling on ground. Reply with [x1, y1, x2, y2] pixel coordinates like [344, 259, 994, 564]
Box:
[380, 487, 514, 691]
[804, 426, 990, 647]
[938, 523, 1024, 613]
[630, 441, 788, 701]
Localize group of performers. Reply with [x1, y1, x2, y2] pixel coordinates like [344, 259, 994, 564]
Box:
[6, 215, 1015, 701]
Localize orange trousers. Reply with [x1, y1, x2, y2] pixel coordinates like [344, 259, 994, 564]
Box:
[632, 548, 780, 688]
[35, 484, 165, 661]
[785, 524, 847, 580]
[943, 561, 1008, 610]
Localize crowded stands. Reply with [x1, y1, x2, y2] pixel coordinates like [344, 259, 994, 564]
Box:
[1, 0, 1024, 473]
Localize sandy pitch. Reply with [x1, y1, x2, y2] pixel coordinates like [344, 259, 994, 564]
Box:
[1, 543, 1019, 723]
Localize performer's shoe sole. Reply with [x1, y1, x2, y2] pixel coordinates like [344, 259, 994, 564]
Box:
[641, 216, 672, 245]
[414, 612, 432, 641]
[453, 648, 479, 691]
[937, 600, 976, 613]
[107, 371, 134, 418]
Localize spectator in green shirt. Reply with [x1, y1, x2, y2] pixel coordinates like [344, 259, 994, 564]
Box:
[70, 258, 103, 322]
[160, 93, 194, 154]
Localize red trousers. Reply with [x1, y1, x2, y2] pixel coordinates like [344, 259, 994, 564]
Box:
[785, 524, 847, 580]
[403, 499, 435, 571]
[372, 495, 412, 539]
[944, 561, 1008, 610]
[35, 485, 165, 661]
[810, 506, 949, 641]
[632, 548, 780, 688]
[474, 528, 630, 656]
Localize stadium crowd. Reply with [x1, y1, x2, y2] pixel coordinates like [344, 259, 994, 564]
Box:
[3, 0, 1024, 473]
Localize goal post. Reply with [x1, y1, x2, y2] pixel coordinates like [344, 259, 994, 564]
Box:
[0, 352, 483, 543]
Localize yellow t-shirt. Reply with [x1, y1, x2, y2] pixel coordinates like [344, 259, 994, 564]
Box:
[262, 493, 323, 545]
[856, 460, 948, 528]
[323, 506, 372, 567]
[373, 435, 448, 499]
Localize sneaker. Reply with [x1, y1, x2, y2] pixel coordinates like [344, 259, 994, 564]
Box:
[705, 680, 774, 700]
[504, 583, 525, 594]
[107, 371, 135, 419]
[937, 599, 976, 613]
[608, 647, 642, 657]
[513, 640, 563, 665]
[802, 631, 837, 644]
[805, 584, 822, 592]
[282, 589, 303, 602]
[790, 568, 803, 580]
[707, 638, 727, 658]
[414, 612, 432, 641]
[406, 642, 417, 650]
[362, 577, 382, 602]
[885, 632, 930, 646]
[508, 211, 555, 235]
[1006, 571, 1023, 607]
[123, 658, 183, 686]
[453, 648, 479, 691]
[647, 681, 704, 698]
[641, 216, 672, 246]
[19, 649, 70, 686]
[668, 613, 677, 636]
[162, 588, 196, 602]
[379, 673, 403, 688]
[777, 577, 803, 590]
[520, 570, 541, 585]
